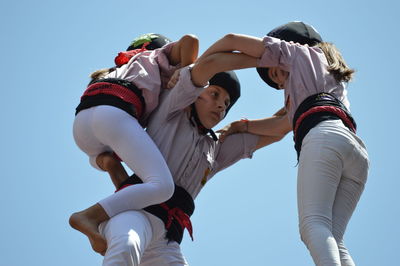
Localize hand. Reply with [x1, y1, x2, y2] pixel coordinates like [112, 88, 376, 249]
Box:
[273, 106, 287, 117]
[167, 68, 181, 89]
[216, 120, 247, 143]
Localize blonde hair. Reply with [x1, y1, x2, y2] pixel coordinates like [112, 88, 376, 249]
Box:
[317, 42, 355, 83]
[89, 67, 116, 83]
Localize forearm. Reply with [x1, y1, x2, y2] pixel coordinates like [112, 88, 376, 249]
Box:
[247, 115, 292, 137]
[199, 33, 265, 61]
[191, 52, 258, 86]
[251, 115, 292, 150]
[255, 134, 284, 150]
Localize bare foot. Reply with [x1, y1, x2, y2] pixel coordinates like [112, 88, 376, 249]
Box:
[69, 209, 107, 255]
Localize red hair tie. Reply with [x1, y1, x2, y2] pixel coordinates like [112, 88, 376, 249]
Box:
[114, 42, 150, 67]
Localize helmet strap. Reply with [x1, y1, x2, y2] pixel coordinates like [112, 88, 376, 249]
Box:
[190, 104, 218, 141]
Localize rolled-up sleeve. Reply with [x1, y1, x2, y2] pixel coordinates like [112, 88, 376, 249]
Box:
[213, 133, 259, 173]
[163, 66, 207, 116]
[257, 36, 297, 71]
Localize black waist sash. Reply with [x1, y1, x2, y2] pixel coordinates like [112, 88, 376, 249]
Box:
[292, 92, 357, 159]
[117, 174, 195, 244]
[75, 78, 145, 119]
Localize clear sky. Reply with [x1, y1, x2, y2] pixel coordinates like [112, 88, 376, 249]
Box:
[1, 0, 399, 265]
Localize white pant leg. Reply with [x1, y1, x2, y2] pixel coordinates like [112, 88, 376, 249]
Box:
[73, 106, 174, 216]
[331, 126, 369, 266]
[100, 211, 153, 266]
[100, 210, 188, 266]
[139, 241, 188, 266]
[139, 216, 189, 266]
[297, 120, 369, 266]
[73, 106, 113, 170]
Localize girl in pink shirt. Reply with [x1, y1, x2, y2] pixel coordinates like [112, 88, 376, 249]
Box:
[208, 22, 369, 266]
[70, 33, 199, 254]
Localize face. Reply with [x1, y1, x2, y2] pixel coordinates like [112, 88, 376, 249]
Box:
[268, 67, 289, 89]
[194, 85, 231, 129]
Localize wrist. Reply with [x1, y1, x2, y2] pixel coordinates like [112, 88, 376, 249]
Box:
[240, 118, 249, 132]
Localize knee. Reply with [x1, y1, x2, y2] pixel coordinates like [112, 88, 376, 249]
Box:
[299, 215, 332, 244]
[157, 180, 175, 202]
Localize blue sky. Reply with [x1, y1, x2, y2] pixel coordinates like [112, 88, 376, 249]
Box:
[1, 0, 399, 265]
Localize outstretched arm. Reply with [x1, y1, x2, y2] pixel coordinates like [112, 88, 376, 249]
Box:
[191, 52, 258, 87]
[247, 108, 292, 137]
[188, 33, 267, 87]
[197, 33, 266, 61]
[217, 107, 292, 150]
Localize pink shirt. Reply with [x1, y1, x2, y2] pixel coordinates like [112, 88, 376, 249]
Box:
[258, 36, 350, 123]
[105, 41, 178, 120]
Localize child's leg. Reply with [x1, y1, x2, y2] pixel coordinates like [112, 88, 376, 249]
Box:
[73, 105, 174, 214]
[71, 106, 174, 254]
[331, 130, 369, 266]
[297, 129, 343, 266]
[72, 108, 112, 254]
[100, 210, 153, 266]
[69, 203, 109, 255]
[331, 177, 363, 266]
[91, 106, 174, 217]
[96, 152, 129, 189]
[297, 122, 369, 266]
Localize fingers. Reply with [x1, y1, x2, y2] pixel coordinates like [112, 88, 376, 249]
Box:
[216, 128, 230, 143]
[167, 74, 178, 88]
[167, 69, 181, 89]
[218, 131, 226, 143]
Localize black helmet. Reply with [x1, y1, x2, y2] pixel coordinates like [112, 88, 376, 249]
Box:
[209, 71, 240, 116]
[256, 21, 323, 89]
[190, 71, 241, 141]
[127, 33, 171, 51]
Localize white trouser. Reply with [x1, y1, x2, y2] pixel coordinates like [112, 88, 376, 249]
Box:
[73, 106, 174, 217]
[297, 120, 369, 266]
[99, 210, 189, 266]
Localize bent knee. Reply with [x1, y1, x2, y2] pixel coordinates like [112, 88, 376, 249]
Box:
[156, 180, 175, 202]
[299, 215, 332, 242]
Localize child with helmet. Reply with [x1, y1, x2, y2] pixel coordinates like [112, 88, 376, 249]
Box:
[207, 22, 369, 266]
[94, 53, 290, 265]
[70, 33, 199, 254]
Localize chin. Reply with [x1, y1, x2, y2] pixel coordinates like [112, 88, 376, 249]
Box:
[209, 120, 220, 129]
[203, 120, 216, 129]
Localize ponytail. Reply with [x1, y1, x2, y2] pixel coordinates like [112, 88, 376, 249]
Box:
[89, 67, 116, 84]
[317, 42, 355, 83]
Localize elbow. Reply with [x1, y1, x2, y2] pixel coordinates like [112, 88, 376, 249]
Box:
[222, 33, 238, 45]
[191, 54, 220, 86]
[180, 34, 199, 47]
[221, 33, 240, 49]
[222, 33, 239, 41]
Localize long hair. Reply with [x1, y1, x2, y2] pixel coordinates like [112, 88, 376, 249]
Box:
[317, 42, 355, 83]
[89, 67, 116, 83]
